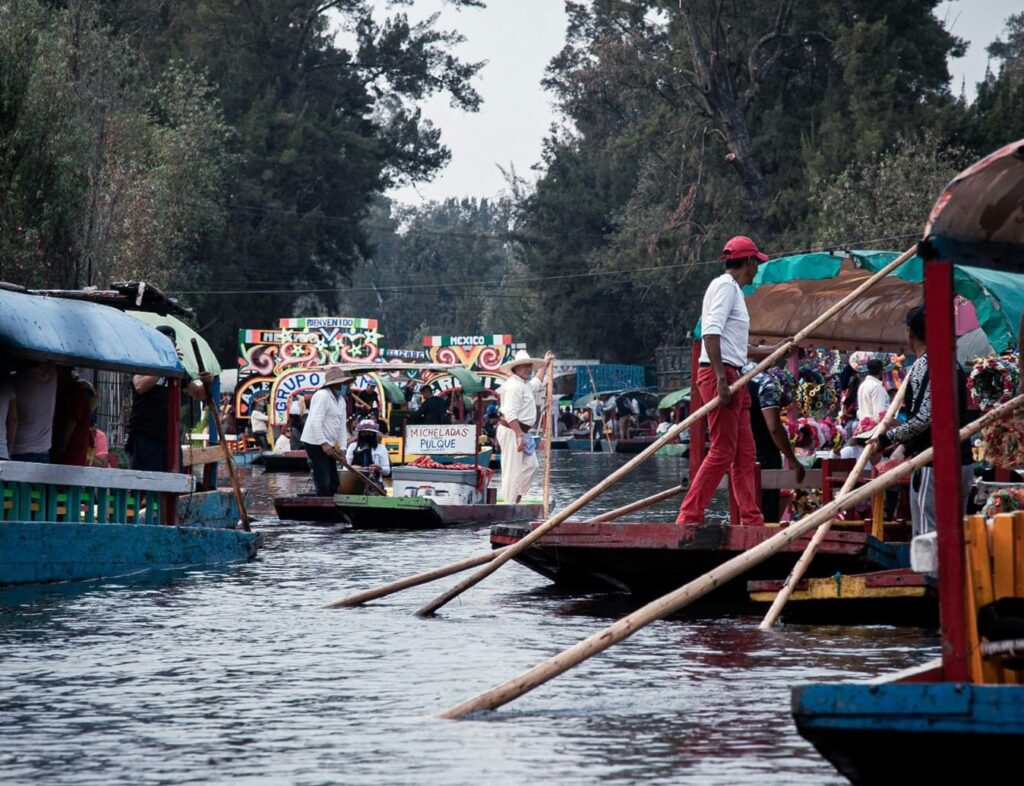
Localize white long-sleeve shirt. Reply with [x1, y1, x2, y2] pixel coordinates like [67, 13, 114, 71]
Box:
[300, 388, 347, 448]
[250, 409, 269, 434]
[699, 273, 749, 368]
[499, 373, 542, 429]
[345, 442, 392, 477]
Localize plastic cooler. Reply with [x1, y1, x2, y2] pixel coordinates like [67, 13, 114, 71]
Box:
[390, 466, 483, 505]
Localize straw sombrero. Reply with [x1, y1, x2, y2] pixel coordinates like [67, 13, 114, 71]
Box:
[498, 349, 545, 375]
[322, 366, 356, 386]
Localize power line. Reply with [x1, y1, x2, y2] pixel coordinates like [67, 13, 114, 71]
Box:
[167, 234, 918, 295]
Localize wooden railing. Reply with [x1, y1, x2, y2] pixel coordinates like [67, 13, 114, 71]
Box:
[0, 461, 194, 526]
[965, 512, 1024, 685]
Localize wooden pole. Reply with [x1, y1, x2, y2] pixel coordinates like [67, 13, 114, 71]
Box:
[436, 391, 1024, 719]
[190, 339, 250, 533]
[333, 447, 387, 496]
[325, 547, 507, 608]
[543, 358, 554, 517]
[414, 245, 920, 617]
[757, 371, 911, 629]
[587, 485, 684, 522]
[325, 485, 683, 609]
[586, 366, 599, 453]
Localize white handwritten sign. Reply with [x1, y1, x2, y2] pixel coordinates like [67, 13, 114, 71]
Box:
[405, 424, 476, 455]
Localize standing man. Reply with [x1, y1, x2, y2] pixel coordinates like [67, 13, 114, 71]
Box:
[288, 392, 306, 450]
[676, 235, 767, 526]
[497, 349, 553, 504]
[127, 326, 209, 472]
[300, 366, 354, 497]
[857, 358, 890, 422]
[411, 385, 449, 425]
[748, 365, 806, 523]
[870, 306, 974, 537]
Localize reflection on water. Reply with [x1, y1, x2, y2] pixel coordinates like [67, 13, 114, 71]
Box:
[0, 453, 937, 785]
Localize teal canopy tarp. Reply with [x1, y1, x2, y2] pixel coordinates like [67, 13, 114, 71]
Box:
[658, 388, 690, 409]
[695, 249, 1023, 353]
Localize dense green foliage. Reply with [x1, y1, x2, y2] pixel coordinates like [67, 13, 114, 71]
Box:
[1, 0, 483, 354]
[2, 2, 1022, 364]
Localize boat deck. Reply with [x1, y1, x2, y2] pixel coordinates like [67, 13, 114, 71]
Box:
[274, 494, 542, 529]
[490, 519, 907, 597]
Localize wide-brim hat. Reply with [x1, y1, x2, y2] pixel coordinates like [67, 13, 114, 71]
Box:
[849, 416, 880, 444]
[499, 349, 546, 375]
[322, 366, 355, 387]
[355, 419, 380, 433]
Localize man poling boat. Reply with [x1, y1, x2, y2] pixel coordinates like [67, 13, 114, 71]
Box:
[299, 366, 356, 497]
[495, 349, 554, 505]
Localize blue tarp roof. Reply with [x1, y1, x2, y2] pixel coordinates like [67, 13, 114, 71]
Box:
[0, 288, 183, 375]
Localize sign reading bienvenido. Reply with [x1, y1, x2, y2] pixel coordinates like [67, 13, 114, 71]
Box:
[405, 424, 476, 455]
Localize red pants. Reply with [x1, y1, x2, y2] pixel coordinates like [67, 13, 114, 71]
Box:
[677, 365, 764, 525]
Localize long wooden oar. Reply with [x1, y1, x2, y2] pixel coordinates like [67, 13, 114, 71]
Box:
[191, 339, 251, 533]
[543, 357, 554, 517]
[332, 447, 387, 496]
[414, 245, 919, 617]
[436, 392, 1022, 719]
[758, 373, 911, 629]
[325, 484, 684, 609]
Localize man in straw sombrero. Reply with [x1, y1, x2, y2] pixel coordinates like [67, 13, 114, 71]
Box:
[497, 349, 554, 504]
[300, 366, 356, 496]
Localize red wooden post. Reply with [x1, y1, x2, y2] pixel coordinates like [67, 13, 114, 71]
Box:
[925, 260, 968, 682]
[164, 377, 181, 525]
[688, 341, 706, 473]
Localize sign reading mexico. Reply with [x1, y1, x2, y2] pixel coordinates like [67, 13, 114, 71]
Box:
[405, 424, 476, 456]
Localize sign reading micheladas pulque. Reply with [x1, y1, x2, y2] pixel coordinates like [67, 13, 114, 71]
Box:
[405, 424, 476, 455]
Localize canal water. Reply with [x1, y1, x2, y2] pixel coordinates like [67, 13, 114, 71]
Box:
[1, 453, 937, 785]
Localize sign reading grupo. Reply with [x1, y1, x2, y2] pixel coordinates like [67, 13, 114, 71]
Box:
[405, 424, 476, 456]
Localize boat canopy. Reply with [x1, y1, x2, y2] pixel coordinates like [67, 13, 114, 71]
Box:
[694, 245, 1024, 353]
[336, 362, 486, 396]
[0, 287, 183, 375]
[127, 311, 222, 377]
[922, 138, 1024, 272]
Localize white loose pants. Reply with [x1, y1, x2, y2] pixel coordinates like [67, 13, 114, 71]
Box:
[497, 424, 538, 503]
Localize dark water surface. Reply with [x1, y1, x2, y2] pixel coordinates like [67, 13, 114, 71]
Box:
[1, 453, 937, 785]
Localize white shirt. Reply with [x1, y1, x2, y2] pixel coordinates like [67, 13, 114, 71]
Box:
[699, 273, 749, 368]
[273, 433, 292, 453]
[500, 373, 542, 428]
[857, 375, 889, 422]
[288, 396, 306, 416]
[11, 364, 56, 455]
[301, 387, 347, 448]
[250, 409, 269, 434]
[345, 442, 392, 477]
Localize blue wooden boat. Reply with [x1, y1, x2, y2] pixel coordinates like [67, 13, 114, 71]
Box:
[791, 140, 1024, 783]
[0, 286, 260, 587]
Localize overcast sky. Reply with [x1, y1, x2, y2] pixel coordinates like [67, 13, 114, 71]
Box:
[385, 0, 1021, 206]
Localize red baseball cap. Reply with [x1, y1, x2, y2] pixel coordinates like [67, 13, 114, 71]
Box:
[721, 235, 768, 263]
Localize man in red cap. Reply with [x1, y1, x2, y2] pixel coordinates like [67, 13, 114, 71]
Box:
[677, 235, 768, 525]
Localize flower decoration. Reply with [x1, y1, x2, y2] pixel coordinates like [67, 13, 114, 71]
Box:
[765, 366, 797, 406]
[787, 416, 838, 453]
[980, 415, 1024, 469]
[968, 356, 1019, 411]
[796, 366, 838, 418]
[983, 487, 1024, 519]
[790, 488, 822, 519]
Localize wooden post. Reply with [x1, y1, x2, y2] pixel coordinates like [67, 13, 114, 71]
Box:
[435, 391, 1024, 719]
[758, 372, 910, 629]
[926, 259, 968, 682]
[191, 340, 250, 532]
[411, 246, 920, 617]
[543, 358, 554, 517]
[163, 377, 181, 525]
